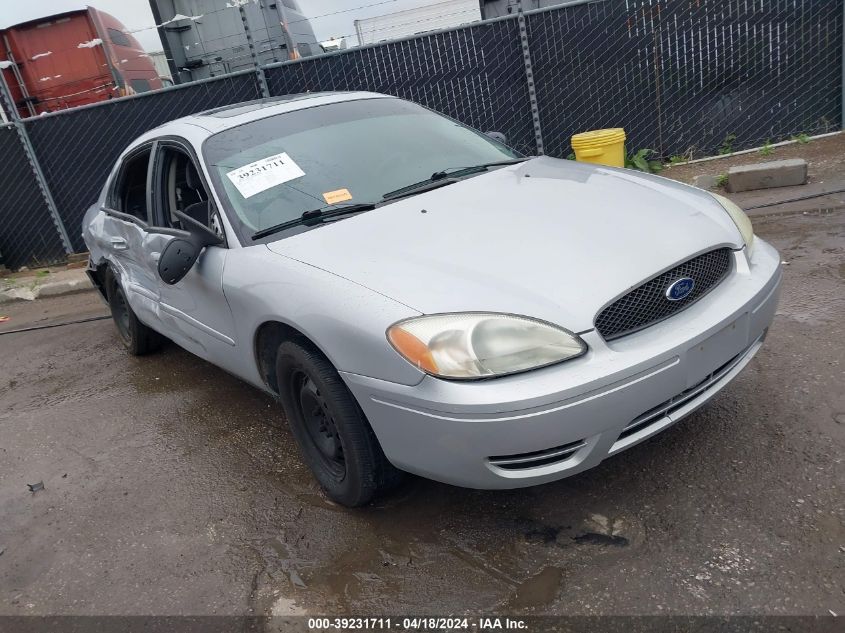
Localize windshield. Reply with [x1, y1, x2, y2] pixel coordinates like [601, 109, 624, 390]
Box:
[202, 97, 522, 243]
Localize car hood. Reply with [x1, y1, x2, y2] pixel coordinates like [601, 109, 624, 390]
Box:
[265, 157, 742, 332]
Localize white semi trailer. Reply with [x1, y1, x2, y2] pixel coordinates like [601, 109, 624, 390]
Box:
[354, 0, 482, 46]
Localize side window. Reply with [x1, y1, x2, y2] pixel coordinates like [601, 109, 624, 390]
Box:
[108, 28, 131, 47]
[157, 147, 225, 240]
[112, 148, 151, 222]
[130, 78, 152, 94]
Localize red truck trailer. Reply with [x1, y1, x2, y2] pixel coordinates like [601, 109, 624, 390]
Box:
[0, 7, 162, 118]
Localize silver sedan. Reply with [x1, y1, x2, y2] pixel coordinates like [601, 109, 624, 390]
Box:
[82, 92, 782, 506]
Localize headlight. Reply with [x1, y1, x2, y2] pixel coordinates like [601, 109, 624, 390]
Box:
[387, 313, 586, 380]
[711, 192, 754, 253]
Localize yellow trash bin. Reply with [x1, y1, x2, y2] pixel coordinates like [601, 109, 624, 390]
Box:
[570, 128, 627, 167]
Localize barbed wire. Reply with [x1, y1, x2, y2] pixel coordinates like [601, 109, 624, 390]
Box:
[123, 0, 407, 34]
[170, 5, 483, 51]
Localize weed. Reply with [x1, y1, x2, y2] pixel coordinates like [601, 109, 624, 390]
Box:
[35, 269, 50, 278]
[667, 148, 695, 165]
[718, 133, 737, 155]
[715, 174, 728, 189]
[760, 139, 774, 156]
[791, 133, 811, 144]
[625, 148, 663, 174]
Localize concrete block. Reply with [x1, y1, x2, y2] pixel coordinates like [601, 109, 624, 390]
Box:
[727, 159, 808, 193]
[36, 277, 93, 298]
[692, 174, 722, 190]
[0, 269, 93, 304]
[0, 286, 37, 304]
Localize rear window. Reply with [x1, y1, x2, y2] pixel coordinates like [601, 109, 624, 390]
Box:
[108, 28, 131, 47]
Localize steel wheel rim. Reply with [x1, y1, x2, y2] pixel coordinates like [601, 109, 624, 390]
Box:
[294, 370, 345, 481]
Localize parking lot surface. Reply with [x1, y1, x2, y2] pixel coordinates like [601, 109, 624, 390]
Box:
[1, 210, 843, 618]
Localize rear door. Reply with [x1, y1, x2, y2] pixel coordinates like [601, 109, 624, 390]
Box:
[101, 143, 168, 331]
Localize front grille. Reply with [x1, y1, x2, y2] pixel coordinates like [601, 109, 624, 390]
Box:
[489, 439, 585, 471]
[595, 248, 733, 340]
[618, 335, 760, 441]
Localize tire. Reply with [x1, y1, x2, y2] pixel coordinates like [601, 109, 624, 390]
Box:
[105, 269, 164, 356]
[275, 339, 403, 506]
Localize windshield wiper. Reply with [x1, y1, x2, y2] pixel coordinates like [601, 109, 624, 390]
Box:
[382, 177, 459, 201]
[429, 157, 528, 180]
[382, 158, 528, 201]
[251, 203, 377, 240]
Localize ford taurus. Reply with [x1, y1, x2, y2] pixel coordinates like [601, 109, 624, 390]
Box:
[82, 92, 782, 506]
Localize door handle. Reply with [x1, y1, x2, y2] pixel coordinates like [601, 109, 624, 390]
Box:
[110, 237, 128, 250]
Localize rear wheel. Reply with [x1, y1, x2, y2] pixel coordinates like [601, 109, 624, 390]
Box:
[275, 340, 402, 506]
[105, 270, 163, 356]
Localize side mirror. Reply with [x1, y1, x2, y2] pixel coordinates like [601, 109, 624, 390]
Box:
[485, 131, 508, 145]
[157, 209, 223, 285]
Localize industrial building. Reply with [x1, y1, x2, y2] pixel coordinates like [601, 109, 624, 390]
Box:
[354, 0, 481, 46]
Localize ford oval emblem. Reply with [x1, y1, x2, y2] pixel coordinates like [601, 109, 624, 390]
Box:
[666, 277, 695, 301]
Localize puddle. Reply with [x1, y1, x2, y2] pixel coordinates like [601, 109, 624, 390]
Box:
[506, 567, 564, 610]
[519, 512, 635, 550]
[255, 496, 645, 614]
[573, 532, 629, 547]
[271, 595, 306, 616]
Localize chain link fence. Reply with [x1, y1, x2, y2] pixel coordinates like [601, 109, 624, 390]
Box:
[265, 17, 539, 156]
[0, 124, 67, 270]
[1, 0, 843, 270]
[23, 71, 263, 253]
[526, 0, 844, 159]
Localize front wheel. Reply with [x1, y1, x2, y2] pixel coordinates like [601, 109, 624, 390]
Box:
[275, 340, 402, 506]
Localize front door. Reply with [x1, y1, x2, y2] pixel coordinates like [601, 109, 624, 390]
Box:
[150, 140, 238, 362]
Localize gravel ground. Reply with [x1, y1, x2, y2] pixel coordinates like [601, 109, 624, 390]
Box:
[663, 133, 845, 186]
[0, 211, 842, 621]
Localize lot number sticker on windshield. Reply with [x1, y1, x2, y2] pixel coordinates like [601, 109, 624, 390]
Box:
[226, 152, 305, 199]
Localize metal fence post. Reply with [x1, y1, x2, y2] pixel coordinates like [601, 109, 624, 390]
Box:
[258, 65, 271, 98]
[0, 70, 73, 255]
[517, 1, 544, 155]
[842, 0, 844, 130]
[238, 4, 271, 98]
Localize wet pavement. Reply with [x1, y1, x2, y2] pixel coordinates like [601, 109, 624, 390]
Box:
[0, 210, 843, 618]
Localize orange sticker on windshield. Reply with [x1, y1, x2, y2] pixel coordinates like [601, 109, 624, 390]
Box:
[322, 188, 352, 205]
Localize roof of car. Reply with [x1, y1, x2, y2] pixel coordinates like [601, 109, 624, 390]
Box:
[197, 93, 333, 118]
[179, 91, 391, 134]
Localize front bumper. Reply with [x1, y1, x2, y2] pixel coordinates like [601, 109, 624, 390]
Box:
[342, 239, 783, 489]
